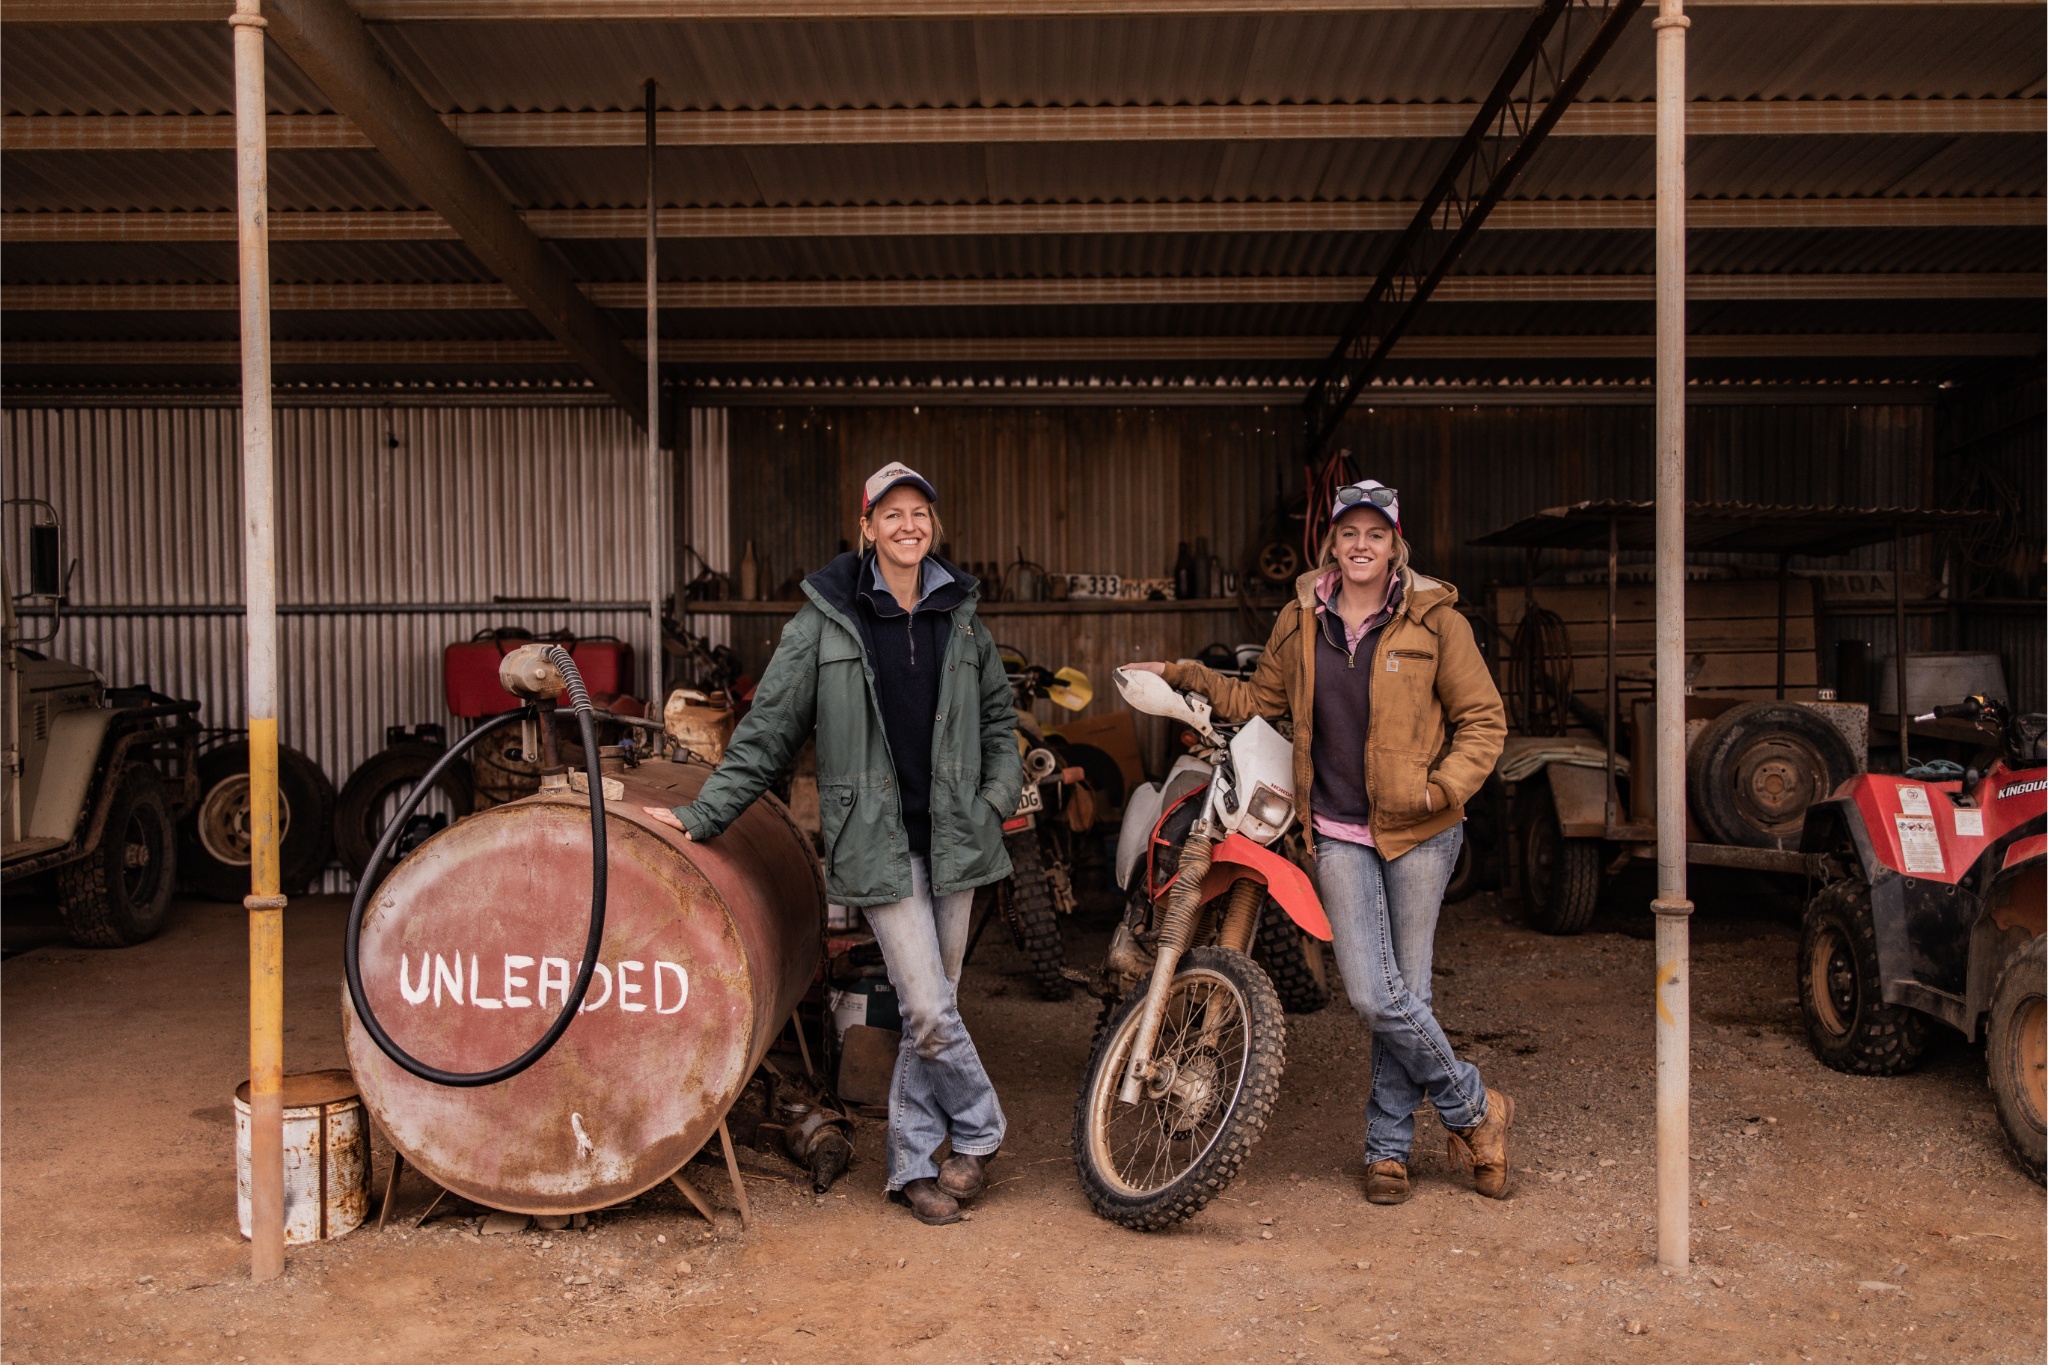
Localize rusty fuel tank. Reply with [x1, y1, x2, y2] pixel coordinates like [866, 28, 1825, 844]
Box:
[344, 760, 822, 1214]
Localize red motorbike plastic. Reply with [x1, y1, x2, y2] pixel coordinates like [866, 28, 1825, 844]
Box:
[1198, 833, 1332, 941]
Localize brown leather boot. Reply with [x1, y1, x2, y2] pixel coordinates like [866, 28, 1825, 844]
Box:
[1446, 1088, 1517, 1199]
[938, 1149, 995, 1202]
[889, 1178, 962, 1226]
[1364, 1159, 1411, 1205]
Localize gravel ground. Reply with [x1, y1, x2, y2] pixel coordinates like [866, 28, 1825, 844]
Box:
[1, 878, 2040, 1365]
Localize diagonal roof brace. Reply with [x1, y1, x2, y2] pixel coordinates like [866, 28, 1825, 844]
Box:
[1300, 0, 1646, 460]
[261, 0, 646, 426]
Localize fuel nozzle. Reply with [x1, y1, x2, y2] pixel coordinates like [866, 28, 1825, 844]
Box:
[499, 645, 571, 783]
[499, 643, 569, 702]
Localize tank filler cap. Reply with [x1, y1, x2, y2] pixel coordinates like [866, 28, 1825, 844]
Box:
[500, 644, 569, 702]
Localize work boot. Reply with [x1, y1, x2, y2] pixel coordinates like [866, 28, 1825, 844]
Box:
[889, 1178, 962, 1226]
[1364, 1159, 1411, 1205]
[1446, 1088, 1516, 1199]
[938, 1149, 996, 1202]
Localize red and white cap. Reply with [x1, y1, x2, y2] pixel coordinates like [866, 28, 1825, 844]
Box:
[862, 461, 938, 512]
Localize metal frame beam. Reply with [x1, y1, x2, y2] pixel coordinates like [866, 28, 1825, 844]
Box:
[6, 0, 2038, 20]
[7, 333, 2035, 366]
[6, 273, 2039, 311]
[1301, 0, 1647, 458]
[5, 196, 2037, 243]
[257, 0, 644, 424]
[6, 99, 2038, 150]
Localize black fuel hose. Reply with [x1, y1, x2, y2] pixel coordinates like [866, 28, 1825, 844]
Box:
[344, 645, 609, 1088]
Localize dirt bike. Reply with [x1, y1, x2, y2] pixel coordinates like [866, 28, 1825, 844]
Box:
[1797, 693, 2046, 1182]
[994, 651, 1093, 1001]
[1072, 667, 1331, 1230]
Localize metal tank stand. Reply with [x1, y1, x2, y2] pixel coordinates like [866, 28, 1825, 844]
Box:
[668, 1116, 753, 1231]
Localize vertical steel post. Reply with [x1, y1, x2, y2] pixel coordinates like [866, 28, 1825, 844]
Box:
[1651, 0, 1693, 1273]
[1775, 554, 1790, 700]
[646, 79, 663, 706]
[1893, 523, 1910, 768]
[231, 0, 286, 1284]
[1605, 515, 1619, 829]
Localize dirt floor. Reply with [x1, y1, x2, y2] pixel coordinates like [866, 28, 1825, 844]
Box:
[3, 872, 2042, 1365]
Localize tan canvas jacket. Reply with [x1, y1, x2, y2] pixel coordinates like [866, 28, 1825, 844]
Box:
[1161, 565, 1507, 860]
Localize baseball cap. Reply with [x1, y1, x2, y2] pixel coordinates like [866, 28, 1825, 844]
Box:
[1331, 479, 1400, 532]
[863, 461, 938, 512]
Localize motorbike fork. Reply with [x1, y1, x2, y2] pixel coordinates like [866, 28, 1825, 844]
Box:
[1120, 829, 1215, 1105]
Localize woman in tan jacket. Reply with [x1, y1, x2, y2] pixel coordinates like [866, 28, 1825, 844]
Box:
[1129, 479, 1511, 1205]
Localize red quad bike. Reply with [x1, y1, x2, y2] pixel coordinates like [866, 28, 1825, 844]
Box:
[1798, 694, 2046, 1182]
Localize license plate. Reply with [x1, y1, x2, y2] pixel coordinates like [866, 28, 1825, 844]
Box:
[1014, 784, 1044, 817]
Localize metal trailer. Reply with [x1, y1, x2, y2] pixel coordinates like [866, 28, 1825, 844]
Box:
[1467, 501, 1996, 933]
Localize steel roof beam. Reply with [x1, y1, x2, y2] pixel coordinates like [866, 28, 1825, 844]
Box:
[7, 0, 2039, 21]
[7, 334, 2036, 366]
[6, 197, 2038, 243]
[6, 273, 2040, 311]
[7, 100, 2039, 150]
[257, 0, 645, 424]
[1302, 0, 1647, 456]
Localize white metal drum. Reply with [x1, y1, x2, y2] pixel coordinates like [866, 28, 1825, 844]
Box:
[235, 1070, 369, 1243]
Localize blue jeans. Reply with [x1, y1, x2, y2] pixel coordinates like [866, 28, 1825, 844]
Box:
[1315, 824, 1487, 1164]
[863, 856, 1006, 1190]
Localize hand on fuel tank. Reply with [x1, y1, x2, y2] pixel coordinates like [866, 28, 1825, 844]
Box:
[641, 806, 691, 837]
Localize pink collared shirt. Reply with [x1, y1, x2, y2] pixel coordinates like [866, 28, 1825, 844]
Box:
[1308, 569, 1405, 849]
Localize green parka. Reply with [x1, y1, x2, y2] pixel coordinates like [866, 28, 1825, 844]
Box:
[672, 551, 1023, 907]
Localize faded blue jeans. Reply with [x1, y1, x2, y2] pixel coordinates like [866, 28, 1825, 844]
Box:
[863, 855, 1006, 1191]
[1315, 824, 1488, 1164]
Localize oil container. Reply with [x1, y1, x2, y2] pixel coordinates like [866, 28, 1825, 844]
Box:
[344, 760, 822, 1214]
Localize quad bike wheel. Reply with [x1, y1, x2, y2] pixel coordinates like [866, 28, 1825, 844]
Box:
[1003, 829, 1070, 1001]
[1690, 703, 1857, 851]
[1798, 878, 1928, 1075]
[334, 741, 476, 886]
[58, 764, 176, 948]
[1521, 786, 1600, 936]
[1986, 933, 2046, 1184]
[1250, 895, 1329, 1014]
[1073, 946, 1285, 1231]
[181, 740, 336, 902]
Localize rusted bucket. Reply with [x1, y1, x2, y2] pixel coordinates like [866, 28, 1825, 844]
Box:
[235, 1070, 369, 1243]
[344, 759, 823, 1215]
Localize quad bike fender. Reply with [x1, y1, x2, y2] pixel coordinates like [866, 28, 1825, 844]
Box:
[1196, 833, 1331, 941]
[1965, 849, 2044, 1038]
[1801, 794, 1965, 1027]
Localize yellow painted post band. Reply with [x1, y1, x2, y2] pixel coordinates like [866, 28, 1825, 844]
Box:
[246, 715, 281, 898]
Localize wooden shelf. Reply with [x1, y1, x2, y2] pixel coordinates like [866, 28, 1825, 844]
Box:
[680, 597, 1247, 617]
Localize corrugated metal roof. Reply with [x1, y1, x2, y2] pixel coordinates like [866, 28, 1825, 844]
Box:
[10, 8, 2040, 117]
[2, 4, 2041, 392]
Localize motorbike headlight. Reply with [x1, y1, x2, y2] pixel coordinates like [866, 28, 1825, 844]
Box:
[1245, 783, 1293, 835]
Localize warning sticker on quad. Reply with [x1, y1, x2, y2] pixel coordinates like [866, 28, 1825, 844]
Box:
[1893, 815, 1945, 875]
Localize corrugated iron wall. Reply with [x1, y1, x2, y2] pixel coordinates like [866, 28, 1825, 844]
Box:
[719, 400, 2047, 720]
[1939, 377, 2047, 713]
[3, 403, 666, 887]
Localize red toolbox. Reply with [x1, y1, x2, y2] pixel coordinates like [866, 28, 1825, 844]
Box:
[444, 633, 637, 717]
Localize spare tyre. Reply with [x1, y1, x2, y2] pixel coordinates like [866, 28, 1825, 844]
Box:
[181, 740, 337, 902]
[334, 741, 475, 885]
[1689, 702, 1858, 850]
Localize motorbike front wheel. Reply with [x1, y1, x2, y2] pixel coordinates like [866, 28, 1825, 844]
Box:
[1072, 946, 1285, 1231]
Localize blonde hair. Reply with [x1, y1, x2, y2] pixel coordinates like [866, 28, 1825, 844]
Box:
[1317, 510, 1411, 577]
[857, 496, 944, 554]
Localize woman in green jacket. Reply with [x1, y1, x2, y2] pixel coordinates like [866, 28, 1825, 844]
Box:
[644, 462, 1023, 1227]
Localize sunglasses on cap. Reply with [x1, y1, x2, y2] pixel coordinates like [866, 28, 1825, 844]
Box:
[1334, 483, 1398, 511]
